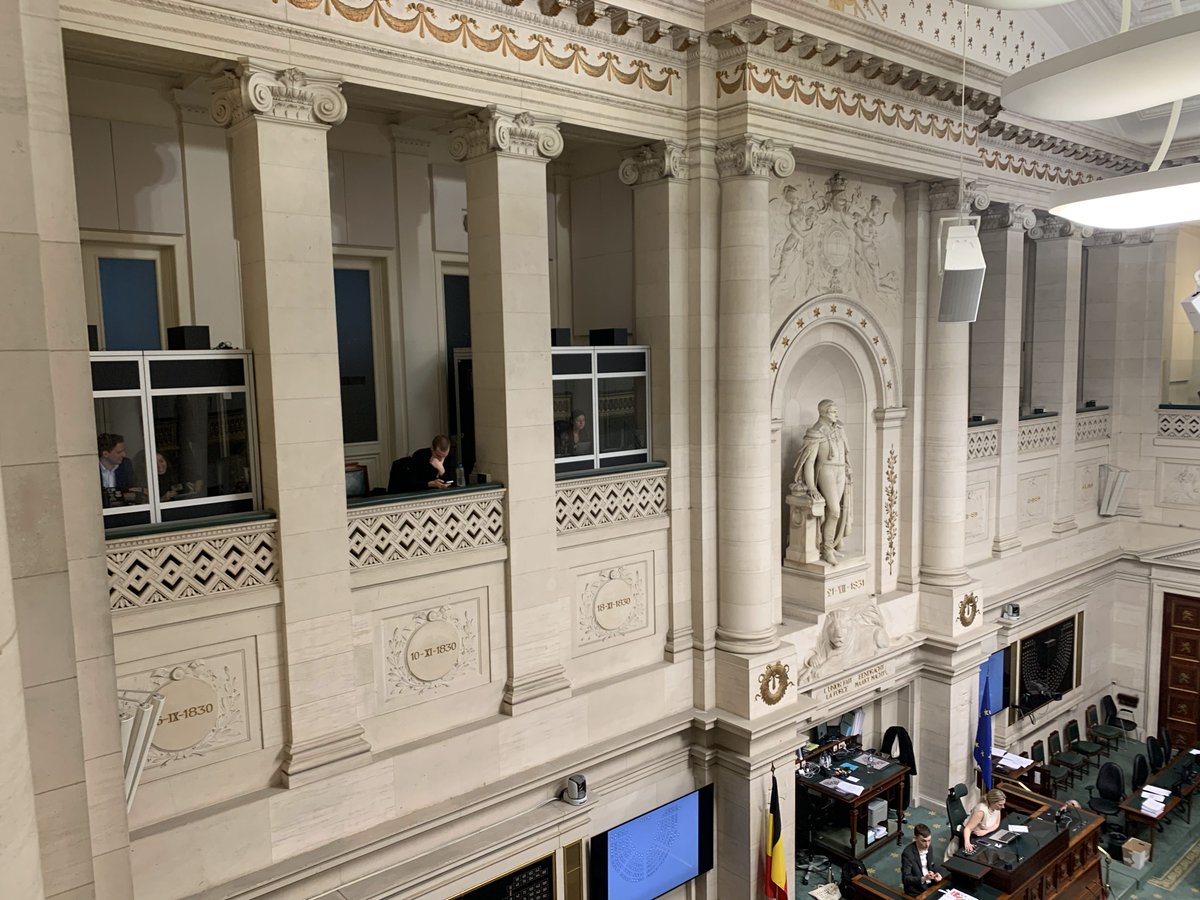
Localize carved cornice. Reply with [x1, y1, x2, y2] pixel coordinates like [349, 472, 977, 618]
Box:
[978, 118, 1145, 176]
[715, 135, 795, 179]
[618, 140, 688, 184]
[210, 60, 346, 128]
[979, 201, 1036, 232]
[928, 179, 990, 215]
[449, 106, 564, 161]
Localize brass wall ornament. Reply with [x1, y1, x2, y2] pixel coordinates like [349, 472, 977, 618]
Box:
[958, 593, 980, 627]
[758, 661, 792, 705]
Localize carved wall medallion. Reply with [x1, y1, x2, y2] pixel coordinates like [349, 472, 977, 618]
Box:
[577, 562, 650, 652]
[958, 593, 979, 627]
[758, 661, 792, 705]
[384, 602, 480, 700]
[153, 676, 220, 752]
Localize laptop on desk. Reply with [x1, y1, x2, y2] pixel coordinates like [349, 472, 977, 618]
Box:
[986, 829, 1018, 846]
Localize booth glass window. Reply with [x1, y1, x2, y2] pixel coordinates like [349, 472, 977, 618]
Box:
[91, 351, 260, 529]
[553, 346, 650, 475]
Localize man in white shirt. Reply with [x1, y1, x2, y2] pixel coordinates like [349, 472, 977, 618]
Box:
[901, 823, 942, 896]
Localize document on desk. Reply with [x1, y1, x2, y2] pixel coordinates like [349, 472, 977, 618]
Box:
[1008, 824, 1029, 834]
[940, 889, 980, 900]
[1142, 785, 1170, 797]
[836, 780, 865, 796]
[1191, 748, 1200, 755]
[819, 777, 843, 790]
[1141, 798, 1165, 817]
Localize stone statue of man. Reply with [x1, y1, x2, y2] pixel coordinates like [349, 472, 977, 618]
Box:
[793, 399, 853, 565]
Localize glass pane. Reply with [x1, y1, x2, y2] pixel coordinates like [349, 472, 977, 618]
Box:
[597, 377, 647, 453]
[94, 397, 150, 510]
[553, 380, 593, 458]
[152, 392, 251, 502]
[334, 268, 378, 444]
[99, 257, 161, 350]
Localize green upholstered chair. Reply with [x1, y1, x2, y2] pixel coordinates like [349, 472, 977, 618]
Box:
[1048, 730, 1085, 785]
[1031, 739, 1071, 795]
[1086, 704, 1122, 755]
[1067, 719, 1104, 773]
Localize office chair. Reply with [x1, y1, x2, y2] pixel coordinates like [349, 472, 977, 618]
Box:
[1086, 762, 1124, 831]
[1132, 753, 1149, 792]
[1086, 704, 1121, 756]
[1066, 720, 1103, 773]
[1146, 735, 1166, 772]
[1048, 730, 1085, 786]
[945, 783, 968, 840]
[794, 791, 834, 886]
[1158, 724, 1174, 756]
[1031, 740, 1072, 796]
[1101, 694, 1138, 743]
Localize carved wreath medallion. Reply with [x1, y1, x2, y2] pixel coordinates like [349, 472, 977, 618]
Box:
[958, 593, 980, 627]
[758, 661, 792, 706]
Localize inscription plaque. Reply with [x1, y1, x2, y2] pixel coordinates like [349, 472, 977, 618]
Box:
[406, 619, 461, 682]
[153, 676, 220, 752]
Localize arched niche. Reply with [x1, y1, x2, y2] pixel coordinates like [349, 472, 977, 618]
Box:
[770, 293, 905, 600]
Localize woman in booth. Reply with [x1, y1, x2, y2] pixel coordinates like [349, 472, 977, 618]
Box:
[962, 789, 1006, 852]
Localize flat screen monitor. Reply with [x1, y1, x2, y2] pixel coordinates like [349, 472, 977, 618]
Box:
[589, 784, 714, 900]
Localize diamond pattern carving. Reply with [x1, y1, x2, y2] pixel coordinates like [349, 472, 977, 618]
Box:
[1075, 411, 1111, 444]
[347, 488, 505, 568]
[555, 469, 667, 533]
[1158, 411, 1200, 441]
[1018, 418, 1059, 454]
[107, 521, 278, 611]
[967, 424, 999, 460]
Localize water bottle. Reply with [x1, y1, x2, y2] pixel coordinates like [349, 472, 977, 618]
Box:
[455, 462, 466, 487]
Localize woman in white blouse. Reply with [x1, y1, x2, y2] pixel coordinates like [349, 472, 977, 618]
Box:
[962, 788, 1007, 852]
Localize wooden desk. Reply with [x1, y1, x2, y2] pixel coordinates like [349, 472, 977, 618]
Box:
[943, 785, 1102, 900]
[796, 753, 909, 862]
[1119, 746, 1200, 861]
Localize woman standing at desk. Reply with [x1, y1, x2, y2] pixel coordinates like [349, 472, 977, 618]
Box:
[962, 789, 1006, 852]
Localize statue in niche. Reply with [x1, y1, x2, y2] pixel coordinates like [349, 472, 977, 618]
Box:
[791, 399, 853, 565]
[799, 601, 899, 684]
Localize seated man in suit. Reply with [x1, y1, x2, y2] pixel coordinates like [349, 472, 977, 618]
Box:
[97, 432, 144, 507]
[901, 824, 942, 896]
[387, 435, 457, 493]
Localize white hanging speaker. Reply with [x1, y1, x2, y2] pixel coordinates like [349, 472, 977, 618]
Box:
[938, 219, 987, 323]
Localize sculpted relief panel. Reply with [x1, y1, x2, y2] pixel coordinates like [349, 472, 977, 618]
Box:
[379, 592, 488, 709]
[799, 600, 909, 685]
[770, 172, 903, 314]
[574, 557, 654, 655]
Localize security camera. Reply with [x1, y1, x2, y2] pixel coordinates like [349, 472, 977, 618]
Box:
[560, 773, 587, 805]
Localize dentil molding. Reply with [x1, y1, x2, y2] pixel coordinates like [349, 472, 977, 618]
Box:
[210, 60, 347, 128]
[715, 135, 795, 179]
[449, 106, 565, 161]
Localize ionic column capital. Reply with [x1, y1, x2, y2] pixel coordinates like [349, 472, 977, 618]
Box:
[978, 201, 1037, 232]
[449, 106, 564, 162]
[210, 60, 347, 128]
[619, 140, 688, 185]
[928, 179, 989, 216]
[715, 135, 794, 180]
[1028, 213, 1086, 241]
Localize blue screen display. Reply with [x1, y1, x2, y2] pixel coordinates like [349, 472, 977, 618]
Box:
[604, 791, 699, 900]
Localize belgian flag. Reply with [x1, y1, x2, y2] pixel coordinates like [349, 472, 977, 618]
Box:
[764, 773, 788, 899]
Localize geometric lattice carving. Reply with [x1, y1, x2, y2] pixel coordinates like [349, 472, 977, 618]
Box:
[1076, 411, 1111, 444]
[967, 424, 1000, 460]
[555, 469, 667, 533]
[1158, 411, 1200, 440]
[107, 521, 278, 611]
[347, 488, 505, 568]
[1018, 418, 1059, 453]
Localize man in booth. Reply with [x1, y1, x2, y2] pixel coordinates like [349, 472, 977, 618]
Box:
[97, 432, 141, 507]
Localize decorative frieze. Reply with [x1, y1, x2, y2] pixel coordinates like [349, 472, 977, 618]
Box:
[210, 61, 347, 128]
[715, 135, 795, 179]
[618, 140, 687, 184]
[555, 468, 667, 533]
[107, 520, 278, 611]
[346, 488, 506, 568]
[449, 106, 564, 161]
[1158, 410, 1200, 441]
[1018, 418, 1059, 453]
[967, 423, 1000, 460]
[1075, 411, 1111, 444]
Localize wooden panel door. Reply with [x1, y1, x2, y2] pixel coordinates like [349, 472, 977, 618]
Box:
[1159, 593, 1200, 750]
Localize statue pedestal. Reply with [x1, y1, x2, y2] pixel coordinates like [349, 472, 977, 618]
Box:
[782, 557, 869, 617]
[785, 491, 824, 565]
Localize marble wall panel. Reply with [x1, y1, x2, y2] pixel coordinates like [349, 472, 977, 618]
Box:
[572, 553, 655, 656]
[1018, 469, 1051, 527]
[1157, 459, 1200, 508]
[966, 480, 991, 545]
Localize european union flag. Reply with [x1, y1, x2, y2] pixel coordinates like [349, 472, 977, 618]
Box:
[974, 675, 993, 790]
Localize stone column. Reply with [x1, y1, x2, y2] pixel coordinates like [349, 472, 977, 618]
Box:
[898, 183, 930, 591]
[977, 204, 1034, 556]
[714, 135, 793, 655]
[919, 182, 985, 638]
[622, 141, 692, 661]
[212, 61, 370, 785]
[450, 106, 571, 713]
[1, 2, 134, 897]
[1028, 216, 1083, 535]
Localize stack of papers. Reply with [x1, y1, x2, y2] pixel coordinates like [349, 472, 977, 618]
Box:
[991, 748, 1034, 770]
[1140, 785, 1169, 816]
[835, 780, 865, 796]
[940, 889, 979, 900]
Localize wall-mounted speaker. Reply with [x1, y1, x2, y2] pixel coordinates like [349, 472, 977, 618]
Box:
[1098, 463, 1128, 517]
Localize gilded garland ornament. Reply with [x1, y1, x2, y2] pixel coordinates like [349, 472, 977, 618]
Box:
[758, 661, 792, 705]
[958, 592, 979, 627]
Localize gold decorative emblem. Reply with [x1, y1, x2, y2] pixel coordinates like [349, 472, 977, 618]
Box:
[758, 661, 792, 706]
[958, 593, 979, 627]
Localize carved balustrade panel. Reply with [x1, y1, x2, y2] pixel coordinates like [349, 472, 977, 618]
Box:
[1158, 410, 1200, 441]
[1075, 410, 1111, 444]
[346, 488, 506, 568]
[1018, 418, 1060, 454]
[555, 468, 668, 533]
[967, 423, 1000, 461]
